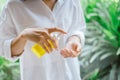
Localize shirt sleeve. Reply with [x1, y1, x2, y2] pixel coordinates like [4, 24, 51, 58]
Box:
[0, 5, 19, 62]
[66, 0, 86, 47]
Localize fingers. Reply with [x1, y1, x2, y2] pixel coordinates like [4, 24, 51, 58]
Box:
[72, 43, 81, 52]
[36, 35, 58, 54]
[60, 48, 81, 58]
[40, 41, 50, 53]
[70, 49, 80, 57]
[44, 39, 53, 53]
[49, 37, 58, 50]
[60, 49, 73, 58]
[30, 28, 62, 53]
[48, 27, 67, 34]
[39, 37, 54, 53]
[38, 30, 59, 50]
[36, 28, 61, 51]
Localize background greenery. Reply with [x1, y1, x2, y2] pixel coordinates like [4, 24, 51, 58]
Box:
[0, 0, 6, 12]
[0, 0, 120, 80]
[80, 0, 120, 80]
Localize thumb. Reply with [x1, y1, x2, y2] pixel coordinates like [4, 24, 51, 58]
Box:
[72, 43, 81, 52]
[72, 43, 78, 51]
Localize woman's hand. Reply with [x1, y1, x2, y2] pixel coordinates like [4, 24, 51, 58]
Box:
[20, 27, 66, 53]
[60, 36, 82, 58]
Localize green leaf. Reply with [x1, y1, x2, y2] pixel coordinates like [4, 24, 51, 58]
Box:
[116, 48, 120, 55]
[118, 68, 120, 80]
[109, 65, 117, 80]
[100, 52, 113, 60]
[89, 69, 99, 80]
[83, 69, 99, 80]
[90, 50, 106, 63]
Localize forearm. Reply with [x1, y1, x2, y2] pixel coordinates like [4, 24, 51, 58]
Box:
[11, 34, 27, 57]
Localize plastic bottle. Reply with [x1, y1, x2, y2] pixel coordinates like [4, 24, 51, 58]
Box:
[31, 33, 61, 58]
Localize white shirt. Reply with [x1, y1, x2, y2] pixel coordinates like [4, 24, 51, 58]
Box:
[0, 0, 86, 80]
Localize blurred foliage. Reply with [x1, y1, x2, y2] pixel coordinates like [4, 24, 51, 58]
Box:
[0, 0, 7, 12]
[80, 0, 120, 80]
[0, 57, 20, 80]
[0, 0, 20, 80]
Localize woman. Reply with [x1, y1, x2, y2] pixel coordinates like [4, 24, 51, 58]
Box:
[0, 0, 86, 80]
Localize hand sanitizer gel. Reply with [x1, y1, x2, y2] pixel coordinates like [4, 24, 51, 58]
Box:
[31, 33, 61, 58]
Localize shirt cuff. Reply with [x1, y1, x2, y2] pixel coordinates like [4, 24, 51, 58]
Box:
[3, 38, 19, 62]
[66, 31, 85, 47]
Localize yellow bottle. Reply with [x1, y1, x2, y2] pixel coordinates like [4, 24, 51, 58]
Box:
[31, 40, 55, 58]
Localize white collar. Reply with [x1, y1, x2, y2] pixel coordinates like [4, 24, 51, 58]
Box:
[57, 0, 64, 2]
[57, 0, 64, 5]
[41, 0, 64, 3]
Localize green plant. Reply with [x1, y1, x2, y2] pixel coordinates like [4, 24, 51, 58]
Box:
[80, 0, 120, 80]
[0, 0, 7, 12]
[0, 57, 20, 80]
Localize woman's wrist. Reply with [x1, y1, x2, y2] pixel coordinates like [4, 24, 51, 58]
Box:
[19, 32, 28, 41]
[11, 33, 27, 57]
